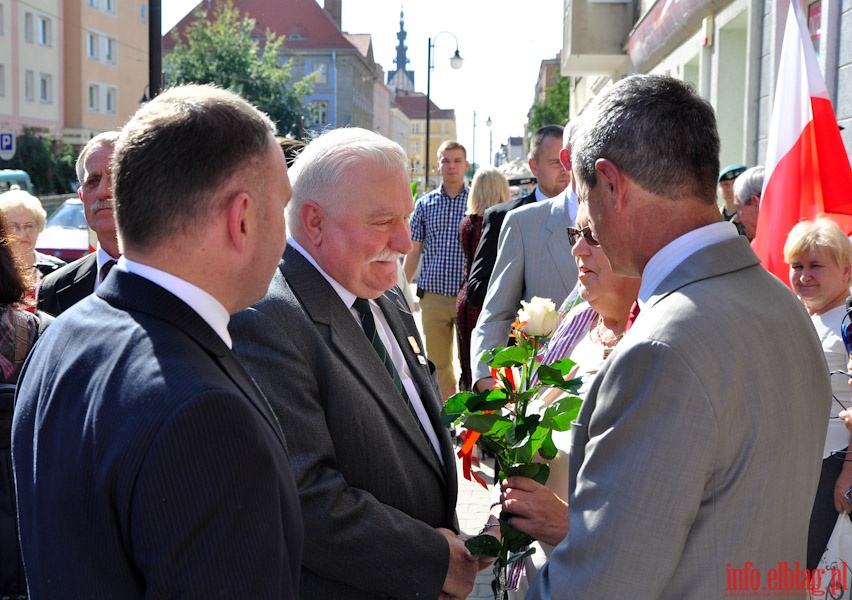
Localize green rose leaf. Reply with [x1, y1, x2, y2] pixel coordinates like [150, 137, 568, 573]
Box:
[507, 547, 536, 565]
[504, 462, 550, 485]
[479, 346, 507, 364]
[541, 396, 582, 431]
[490, 346, 529, 368]
[462, 413, 512, 437]
[499, 517, 535, 553]
[465, 534, 502, 558]
[538, 429, 558, 460]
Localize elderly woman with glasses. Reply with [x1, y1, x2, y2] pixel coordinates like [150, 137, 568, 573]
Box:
[783, 217, 852, 570]
[481, 201, 641, 597]
[0, 187, 65, 290]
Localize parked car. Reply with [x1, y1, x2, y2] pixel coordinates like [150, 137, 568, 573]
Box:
[36, 198, 92, 262]
[0, 170, 34, 194]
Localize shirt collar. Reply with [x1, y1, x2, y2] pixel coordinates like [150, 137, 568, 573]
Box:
[117, 256, 233, 348]
[287, 237, 357, 310]
[638, 221, 739, 307]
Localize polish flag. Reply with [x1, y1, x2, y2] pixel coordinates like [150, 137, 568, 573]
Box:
[753, 0, 852, 284]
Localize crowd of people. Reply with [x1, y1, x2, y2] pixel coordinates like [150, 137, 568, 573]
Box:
[0, 74, 848, 599]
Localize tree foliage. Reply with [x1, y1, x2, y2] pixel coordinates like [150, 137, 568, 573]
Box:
[0, 128, 77, 195]
[164, 0, 314, 135]
[527, 75, 571, 134]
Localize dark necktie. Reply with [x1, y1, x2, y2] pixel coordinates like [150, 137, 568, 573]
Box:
[99, 259, 116, 283]
[352, 298, 444, 471]
[352, 297, 406, 398]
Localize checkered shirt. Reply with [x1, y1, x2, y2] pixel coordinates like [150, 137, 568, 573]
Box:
[409, 185, 469, 296]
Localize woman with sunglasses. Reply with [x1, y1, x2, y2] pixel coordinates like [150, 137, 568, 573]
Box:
[783, 217, 852, 570]
[484, 202, 641, 598]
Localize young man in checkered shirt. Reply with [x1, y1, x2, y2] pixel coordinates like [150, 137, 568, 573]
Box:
[404, 140, 469, 400]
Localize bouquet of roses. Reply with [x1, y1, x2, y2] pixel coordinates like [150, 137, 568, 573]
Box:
[441, 296, 583, 597]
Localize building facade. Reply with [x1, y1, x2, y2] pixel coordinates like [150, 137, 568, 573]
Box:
[0, 0, 63, 136]
[561, 0, 852, 168]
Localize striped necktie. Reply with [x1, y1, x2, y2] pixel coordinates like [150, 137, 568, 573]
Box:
[99, 259, 117, 283]
[352, 297, 406, 398]
[353, 297, 445, 473]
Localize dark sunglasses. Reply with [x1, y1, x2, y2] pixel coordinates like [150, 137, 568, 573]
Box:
[567, 226, 600, 247]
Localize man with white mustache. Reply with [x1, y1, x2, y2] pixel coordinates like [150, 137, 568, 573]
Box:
[38, 131, 122, 316]
[231, 127, 479, 600]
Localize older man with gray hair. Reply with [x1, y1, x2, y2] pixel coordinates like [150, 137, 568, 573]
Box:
[38, 130, 122, 316]
[734, 165, 765, 241]
[528, 75, 828, 599]
[231, 127, 479, 599]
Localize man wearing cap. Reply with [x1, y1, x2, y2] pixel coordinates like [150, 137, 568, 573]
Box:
[719, 164, 747, 237]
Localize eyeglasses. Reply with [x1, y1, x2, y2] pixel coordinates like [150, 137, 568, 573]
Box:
[735, 195, 760, 209]
[8, 222, 36, 234]
[567, 226, 600, 247]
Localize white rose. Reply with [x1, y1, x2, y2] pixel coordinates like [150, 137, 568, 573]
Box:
[517, 296, 558, 337]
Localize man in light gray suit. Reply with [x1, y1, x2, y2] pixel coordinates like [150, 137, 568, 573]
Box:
[470, 124, 578, 391]
[231, 127, 478, 599]
[528, 75, 830, 598]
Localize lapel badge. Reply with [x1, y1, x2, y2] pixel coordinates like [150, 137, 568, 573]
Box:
[417, 355, 428, 365]
[407, 336, 421, 354]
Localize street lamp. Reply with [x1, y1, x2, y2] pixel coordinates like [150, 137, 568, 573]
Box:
[486, 116, 493, 166]
[425, 32, 463, 191]
[472, 110, 477, 175]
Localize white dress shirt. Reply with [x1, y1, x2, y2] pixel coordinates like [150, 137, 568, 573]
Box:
[288, 238, 444, 464]
[117, 257, 233, 348]
[638, 221, 739, 308]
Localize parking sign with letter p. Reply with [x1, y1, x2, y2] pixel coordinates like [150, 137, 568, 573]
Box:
[0, 133, 14, 161]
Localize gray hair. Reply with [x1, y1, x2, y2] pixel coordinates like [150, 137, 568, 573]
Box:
[734, 166, 765, 203]
[76, 130, 120, 183]
[572, 75, 720, 204]
[286, 127, 408, 231]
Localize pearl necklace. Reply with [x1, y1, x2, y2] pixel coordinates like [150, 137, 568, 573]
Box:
[593, 315, 626, 360]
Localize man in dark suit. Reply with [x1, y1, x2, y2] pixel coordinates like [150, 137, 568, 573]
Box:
[37, 130, 122, 316]
[231, 127, 479, 599]
[13, 85, 303, 598]
[465, 124, 569, 309]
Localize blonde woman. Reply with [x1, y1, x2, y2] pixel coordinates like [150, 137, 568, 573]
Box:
[456, 167, 510, 391]
[783, 217, 852, 570]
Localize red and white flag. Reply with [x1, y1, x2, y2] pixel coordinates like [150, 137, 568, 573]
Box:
[753, 0, 852, 284]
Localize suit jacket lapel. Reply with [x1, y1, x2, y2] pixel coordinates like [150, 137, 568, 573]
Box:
[375, 291, 453, 482]
[96, 270, 287, 448]
[280, 247, 447, 478]
[56, 254, 98, 309]
[647, 237, 759, 309]
[544, 197, 579, 295]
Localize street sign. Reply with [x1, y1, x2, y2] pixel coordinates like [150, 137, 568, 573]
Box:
[0, 133, 14, 161]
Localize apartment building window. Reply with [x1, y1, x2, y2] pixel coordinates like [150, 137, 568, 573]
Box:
[88, 84, 100, 111]
[104, 37, 117, 63]
[105, 87, 117, 114]
[87, 0, 98, 8]
[312, 63, 328, 85]
[24, 12, 32, 43]
[0, 3, 5, 36]
[104, 0, 116, 14]
[24, 70, 34, 101]
[38, 16, 51, 46]
[412, 123, 420, 134]
[310, 101, 329, 127]
[87, 32, 98, 60]
[0, 65, 5, 97]
[39, 73, 51, 103]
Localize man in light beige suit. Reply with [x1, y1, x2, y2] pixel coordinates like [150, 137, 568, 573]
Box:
[528, 75, 831, 598]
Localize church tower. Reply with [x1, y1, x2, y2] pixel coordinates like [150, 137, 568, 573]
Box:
[386, 7, 415, 93]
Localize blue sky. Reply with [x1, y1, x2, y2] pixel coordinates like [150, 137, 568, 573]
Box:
[163, 1, 564, 165]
